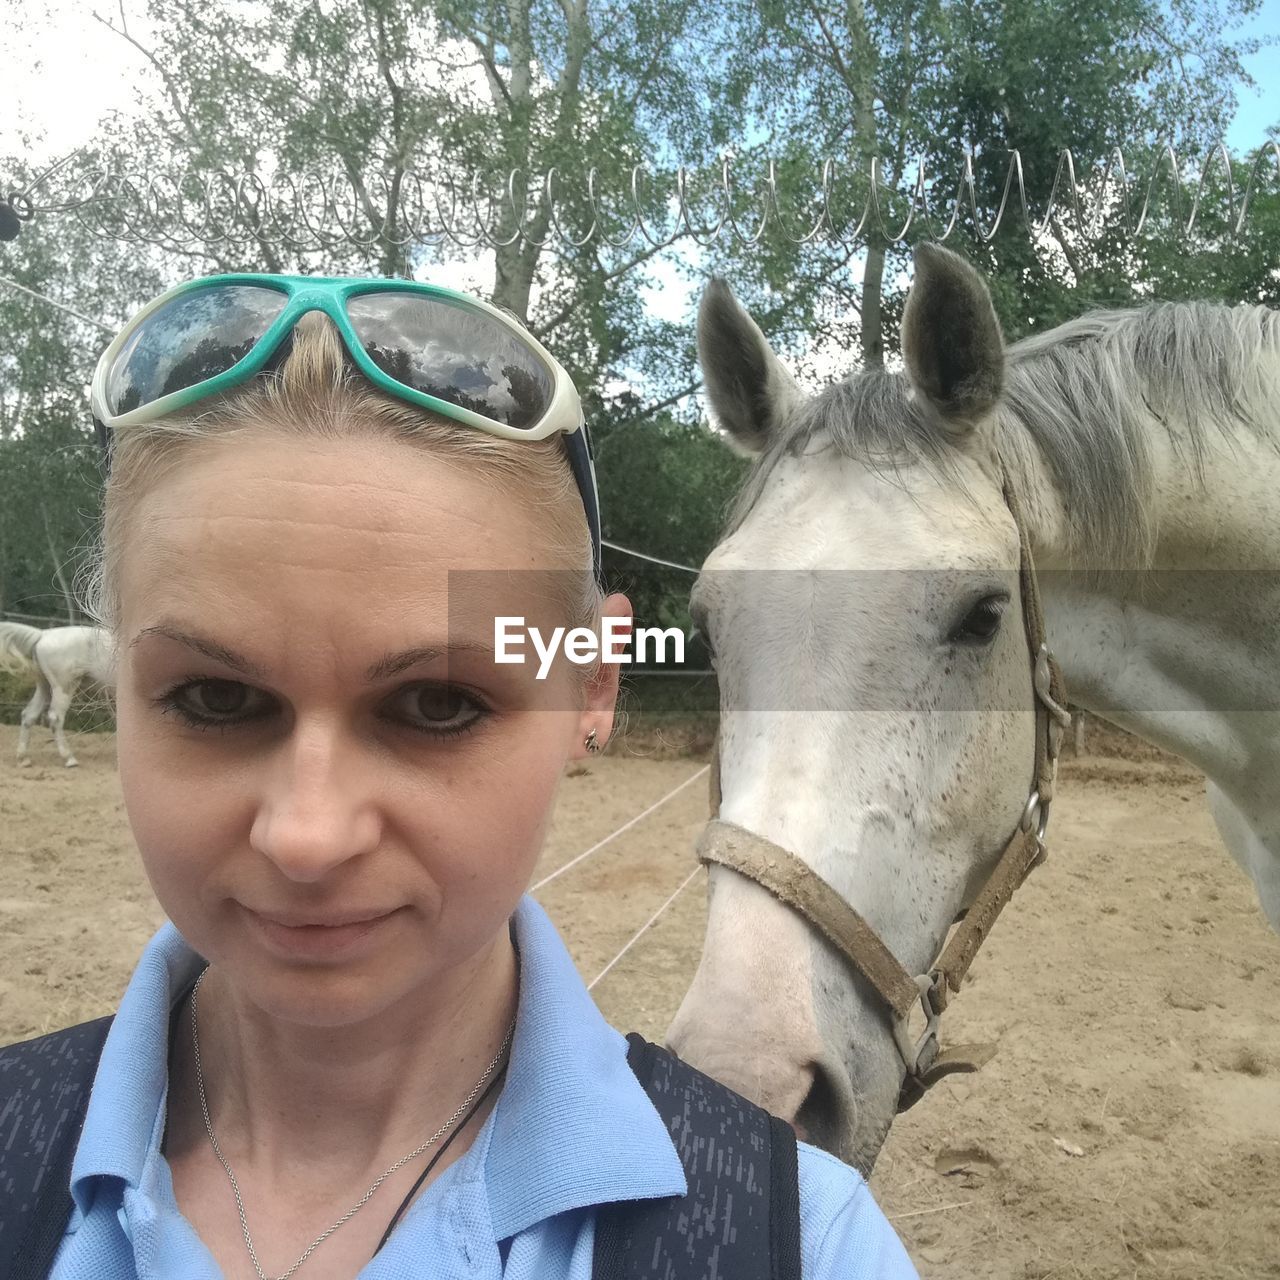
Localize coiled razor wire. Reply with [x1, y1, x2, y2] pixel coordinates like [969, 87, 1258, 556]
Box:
[6, 140, 1280, 254]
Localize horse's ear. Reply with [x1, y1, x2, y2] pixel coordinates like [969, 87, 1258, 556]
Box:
[698, 278, 803, 455]
[902, 243, 1005, 434]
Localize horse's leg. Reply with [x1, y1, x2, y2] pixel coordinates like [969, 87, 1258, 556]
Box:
[1205, 778, 1280, 933]
[17, 681, 48, 766]
[47, 679, 79, 768]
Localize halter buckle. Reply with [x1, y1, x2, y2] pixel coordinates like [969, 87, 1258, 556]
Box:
[891, 973, 942, 1081]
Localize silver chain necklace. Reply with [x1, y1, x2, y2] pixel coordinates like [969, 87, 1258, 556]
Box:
[189, 968, 515, 1280]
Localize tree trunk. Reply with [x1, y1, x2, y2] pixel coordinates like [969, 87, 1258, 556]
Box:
[860, 243, 886, 369]
[842, 0, 885, 369]
[491, 0, 590, 320]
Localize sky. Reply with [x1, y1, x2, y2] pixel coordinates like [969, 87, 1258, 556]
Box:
[5, 1, 1276, 161]
[1228, 0, 1280, 149]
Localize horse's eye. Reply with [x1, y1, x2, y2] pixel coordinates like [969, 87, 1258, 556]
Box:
[950, 594, 1008, 645]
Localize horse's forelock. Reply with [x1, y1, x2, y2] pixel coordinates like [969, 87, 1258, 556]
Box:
[724, 368, 977, 538]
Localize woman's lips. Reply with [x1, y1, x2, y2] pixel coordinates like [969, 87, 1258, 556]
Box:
[243, 905, 400, 961]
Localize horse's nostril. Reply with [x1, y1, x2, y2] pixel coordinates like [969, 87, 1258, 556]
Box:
[793, 1062, 840, 1150]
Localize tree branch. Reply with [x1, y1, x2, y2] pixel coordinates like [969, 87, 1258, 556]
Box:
[462, 30, 515, 110]
[91, 11, 209, 157]
[610, 378, 704, 430]
[532, 234, 692, 339]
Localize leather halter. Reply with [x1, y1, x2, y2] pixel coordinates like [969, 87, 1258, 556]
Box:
[697, 463, 1071, 1112]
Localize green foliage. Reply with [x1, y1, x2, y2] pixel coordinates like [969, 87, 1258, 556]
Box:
[0, 189, 162, 618]
[1127, 145, 1280, 306]
[595, 413, 747, 645]
[699, 0, 1272, 370]
[0, 413, 103, 621]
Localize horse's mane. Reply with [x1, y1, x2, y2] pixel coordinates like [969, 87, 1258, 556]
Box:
[1002, 302, 1280, 564]
[726, 301, 1280, 567]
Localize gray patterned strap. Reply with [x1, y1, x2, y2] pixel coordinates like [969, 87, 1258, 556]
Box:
[593, 1033, 801, 1280]
[0, 1017, 113, 1280]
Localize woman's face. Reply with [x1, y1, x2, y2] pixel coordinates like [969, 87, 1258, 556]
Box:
[114, 431, 621, 1026]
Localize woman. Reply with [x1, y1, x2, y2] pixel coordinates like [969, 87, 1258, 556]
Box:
[1, 275, 917, 1278]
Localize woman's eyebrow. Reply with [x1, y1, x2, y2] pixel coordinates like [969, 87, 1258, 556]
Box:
[131, 625, 265, 678]
[131, 625, 495, 683]
[365, 641, 495, 682]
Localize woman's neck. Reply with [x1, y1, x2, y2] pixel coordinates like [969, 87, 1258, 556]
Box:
[170, 933, 519, 1185]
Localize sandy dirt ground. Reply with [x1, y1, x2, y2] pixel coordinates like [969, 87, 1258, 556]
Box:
[2, 720, 1278, 1278]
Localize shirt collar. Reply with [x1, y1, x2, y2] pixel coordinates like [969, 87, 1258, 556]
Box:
[484, 897, 687, 1239]
[70, 922, 204, 1211]
[68, 899, 687, 1233]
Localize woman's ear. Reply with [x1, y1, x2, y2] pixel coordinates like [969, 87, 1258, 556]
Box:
[575, 592, 633, 756]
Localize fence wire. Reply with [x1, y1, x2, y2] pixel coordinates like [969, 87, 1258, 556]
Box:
[7, 140, 1280, 256]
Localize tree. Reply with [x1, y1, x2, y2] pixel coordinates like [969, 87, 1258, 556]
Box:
[0, 169, 163, 618]
[83, 0, 729, 420]
[4, 0, 1277, 621]
[703, 0, 1269, 366]
[1126, 143, 1280, 306]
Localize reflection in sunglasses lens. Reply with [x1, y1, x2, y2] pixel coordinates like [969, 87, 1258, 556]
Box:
[347, 293, 553, 430]
[107, 285, 288, 416]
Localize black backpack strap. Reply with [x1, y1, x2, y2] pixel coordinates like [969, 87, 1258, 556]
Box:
[593, 1032, 802, 1280]
[0, 1016, 113, 1280]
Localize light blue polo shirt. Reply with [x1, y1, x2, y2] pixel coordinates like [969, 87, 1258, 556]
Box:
[51, 897, 918, 1279]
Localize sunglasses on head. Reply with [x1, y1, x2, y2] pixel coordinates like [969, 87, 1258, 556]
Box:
[90, 273, 602, 578]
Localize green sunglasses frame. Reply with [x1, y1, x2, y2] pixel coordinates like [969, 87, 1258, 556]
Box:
[90, 272, 602, 577]
[90, 273, 584, 442]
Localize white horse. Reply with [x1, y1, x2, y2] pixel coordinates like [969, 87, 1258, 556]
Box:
[667, 244, 1280, 1173]
[0, 621, 115, 767]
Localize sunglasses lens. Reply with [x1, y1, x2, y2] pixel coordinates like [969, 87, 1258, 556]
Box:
[347, 292, 555, 430]
[104, 284, 288, 416]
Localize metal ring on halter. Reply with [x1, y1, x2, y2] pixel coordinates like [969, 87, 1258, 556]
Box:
[1019, 789, 1049, 842]
[1019, 789, 1051, 872]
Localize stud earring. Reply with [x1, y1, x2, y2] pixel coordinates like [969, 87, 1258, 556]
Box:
[585, 728, 603, 754]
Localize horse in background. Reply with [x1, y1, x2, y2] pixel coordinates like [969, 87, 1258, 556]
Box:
[0, 621, 115, 767]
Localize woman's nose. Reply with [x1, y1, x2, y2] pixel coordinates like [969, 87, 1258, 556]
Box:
[249, 719, 382, 882]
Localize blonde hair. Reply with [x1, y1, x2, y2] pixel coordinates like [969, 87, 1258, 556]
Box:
[83, 313, 601, 659]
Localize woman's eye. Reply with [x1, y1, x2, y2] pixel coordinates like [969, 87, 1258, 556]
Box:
[386, 683, 486, 736]
[160, 679, 271, 727]
[949, 595, 1008, 645]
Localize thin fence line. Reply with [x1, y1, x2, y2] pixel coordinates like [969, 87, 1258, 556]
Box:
[587, 867, 701, 991]
[0, 275, 117, 334]
[1, 610, 73, 624]
[602, 540, 699, 574]
[530, 765, 709, 892]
